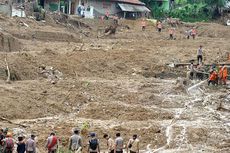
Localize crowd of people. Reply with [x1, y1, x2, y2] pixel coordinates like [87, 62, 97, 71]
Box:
[188, 45, 228, 86]
[0, 128, 140, 153]
[140, 18, 197, 41]
[139, 18, 229, 86]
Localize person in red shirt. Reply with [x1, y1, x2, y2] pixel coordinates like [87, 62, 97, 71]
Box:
[46, 132, 58, 153]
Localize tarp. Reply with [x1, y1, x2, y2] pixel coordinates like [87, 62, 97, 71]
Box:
[118, 3, 150, 12]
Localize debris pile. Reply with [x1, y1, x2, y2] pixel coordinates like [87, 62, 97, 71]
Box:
[39, 65, 63, 84]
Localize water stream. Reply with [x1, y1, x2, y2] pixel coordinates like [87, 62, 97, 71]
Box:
[150, 80, 230, 153]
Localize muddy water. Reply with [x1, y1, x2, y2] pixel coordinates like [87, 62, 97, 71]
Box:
[149, 79, 230, 153]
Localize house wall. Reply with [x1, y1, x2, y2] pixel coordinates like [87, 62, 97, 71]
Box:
[162, 0, 169, 10]
[73, 0, 148, 18]
[87, 0, 119, 16]
[73, 0, 120, 17]
[12, 7, 26, 17]
[0, 4, 11, 16]
[44, 0, 60, 11]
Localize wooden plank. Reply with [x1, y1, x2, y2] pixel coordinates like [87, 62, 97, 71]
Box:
[166, 63, 230, 68]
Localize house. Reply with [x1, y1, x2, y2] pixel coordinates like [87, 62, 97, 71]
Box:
[41, 0, 150, 19]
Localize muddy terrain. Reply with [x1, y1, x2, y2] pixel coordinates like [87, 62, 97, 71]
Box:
[0, 14, 229, 153]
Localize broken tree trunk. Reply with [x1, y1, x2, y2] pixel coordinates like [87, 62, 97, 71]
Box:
[4, 54, 11, 83]
[187, 79, 207, 92]
[98, 25, 117, 38]
[0, 117, 27, 128]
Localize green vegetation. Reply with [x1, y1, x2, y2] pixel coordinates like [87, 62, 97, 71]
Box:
[141, 0, 230, 22]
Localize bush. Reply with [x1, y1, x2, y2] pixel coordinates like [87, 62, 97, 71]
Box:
[151, 2, 211, 22]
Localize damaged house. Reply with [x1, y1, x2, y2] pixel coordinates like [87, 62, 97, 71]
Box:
[40, 0, 150, 19]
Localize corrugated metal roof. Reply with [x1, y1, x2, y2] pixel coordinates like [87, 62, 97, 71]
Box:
[112, 0, 145, 5]
[118, 3, 150, 12]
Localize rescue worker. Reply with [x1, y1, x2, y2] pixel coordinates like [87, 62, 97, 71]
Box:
[113, 15, 119, 25]
[169, 28, 175, 40]
[191, 27, 197, 39]
[222, 65, 228, 85]
[0, 128, 5, 153]
[189, 62, 195, 80]
[195, 62, 205, 80]
[185, 29, 192, 39]
[197, 45, 203, 64]
[218, 65, 223, 85]
[141, 19, 146, 31]
[157, 21, 162, 33]
[105, 10, 109, 20]
[3, 133, 14, 153]
[208, 70, 218, 86]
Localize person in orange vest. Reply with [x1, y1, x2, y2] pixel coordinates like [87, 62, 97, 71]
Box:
[208, 70, 218, 86]
[191, 27, 197, 39]
[157, 21, 162, 33]
[222, 65, 228, 85]
[141, 18, 146, 31]
[218, 65, 223, 85]
[169, 28, 175, 40]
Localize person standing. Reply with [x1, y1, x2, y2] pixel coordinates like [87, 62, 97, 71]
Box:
[0, 129, 5, 153]
[169, 28, 175, 40]
[88, 133, 100, 153]
[191, 27, 197, 39]
[103, 134, 114, 153]
[25, 134, 36, 153]
[189, 62, 195, 80]
[45, 132, 58, 153]
[197, 45, 203, 64]
[208, 70, 218, 86]
[156, 21, 162, 33]
[220, 65, 228, 85]
[69, 129, 82, 153]
[114, 133, 123, 153]
[127, 135, 139, 153]
[17, 136, 26, 153]
[141, 19, 146, 31]
[3, 133, 14, 153]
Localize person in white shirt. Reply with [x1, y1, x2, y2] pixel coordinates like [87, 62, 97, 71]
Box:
[126, 135, 139, 153]
[197, 45, 203, 64]
[103, 134, 114, 153]
[26, 134, 36, 153]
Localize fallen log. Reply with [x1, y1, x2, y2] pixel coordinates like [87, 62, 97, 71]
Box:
[166, 62, 230, 68]
[187, 79, 207, 92]
[0, 117, 27, 128]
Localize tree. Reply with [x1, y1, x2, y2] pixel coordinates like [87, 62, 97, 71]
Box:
[204, 0, 229, 17]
